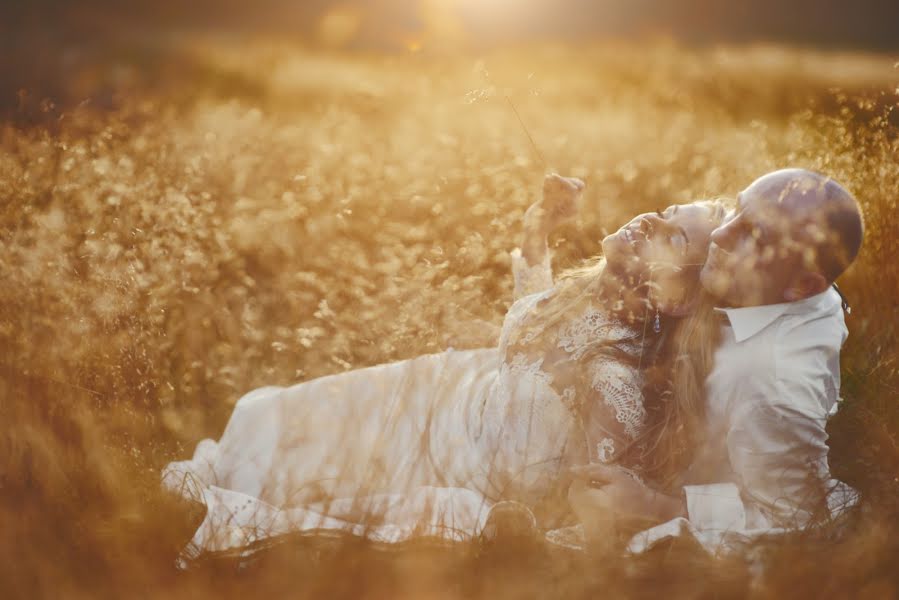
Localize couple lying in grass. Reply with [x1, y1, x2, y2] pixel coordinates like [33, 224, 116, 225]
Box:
[164, 168, 862, 559]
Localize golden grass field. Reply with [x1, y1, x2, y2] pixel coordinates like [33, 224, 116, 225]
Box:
[2, 36, 898, 598]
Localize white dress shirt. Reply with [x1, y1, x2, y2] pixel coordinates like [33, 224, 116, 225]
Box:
[628, 286, 858, 554]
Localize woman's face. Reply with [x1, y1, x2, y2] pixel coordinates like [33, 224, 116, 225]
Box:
[601, 203, 720, 314]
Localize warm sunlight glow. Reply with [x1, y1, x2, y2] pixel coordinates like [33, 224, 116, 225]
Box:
[444, 0, 554, 29]
[414, 0, 555, 49]
[7, 0, 899, 595]
[317, 6, 362, 47]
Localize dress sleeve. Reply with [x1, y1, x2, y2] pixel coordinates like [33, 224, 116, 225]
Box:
[579, 355, 647, 468]
[510, 247, 554, 301]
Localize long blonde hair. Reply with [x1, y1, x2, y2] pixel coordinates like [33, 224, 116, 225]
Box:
[636, 291, 722, 489]
[548, 199, 729, 489]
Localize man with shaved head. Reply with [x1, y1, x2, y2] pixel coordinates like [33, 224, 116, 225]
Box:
[701, 168, 864, 307]
[571, 169, 863, 554]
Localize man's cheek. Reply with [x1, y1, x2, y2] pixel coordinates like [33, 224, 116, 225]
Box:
[758, 244, 777, 265]
[701, 265, 736, 298]
[730, 243, 765, 274]
[714, 251, 743, 280]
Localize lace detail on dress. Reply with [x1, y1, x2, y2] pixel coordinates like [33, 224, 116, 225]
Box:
[559, 387, 577, 415]
[557, 305, 639, 360]
[616, 465, 646, 486]
[484, 349, 579, 497]
[492, 278, 649, 488]
[507, 352, 553, 386]
[490, 352, 558, 422]
[596, 438, 615, 462]
[589, 356, 646, 440]
[510, 247, 554, 300]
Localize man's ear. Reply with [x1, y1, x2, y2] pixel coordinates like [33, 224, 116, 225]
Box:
[783, 271, 829, 302]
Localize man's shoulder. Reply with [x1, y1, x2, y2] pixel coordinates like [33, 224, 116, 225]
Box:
[710, 288, 847, 419]
[769, 292, 846, 419]
[712, 288, 842, 371]
[772, 290, 846, 379]
[777, 289, 846, 342]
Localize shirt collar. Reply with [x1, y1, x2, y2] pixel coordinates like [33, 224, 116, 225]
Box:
[714, 288, 838, 343]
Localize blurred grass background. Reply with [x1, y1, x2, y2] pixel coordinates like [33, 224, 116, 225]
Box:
[1, 25, 898, 599]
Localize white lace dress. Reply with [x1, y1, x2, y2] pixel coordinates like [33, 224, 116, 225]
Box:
[163, 248, 647, 559]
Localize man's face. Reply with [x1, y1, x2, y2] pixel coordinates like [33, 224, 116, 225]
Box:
[700, 188, 805, 307]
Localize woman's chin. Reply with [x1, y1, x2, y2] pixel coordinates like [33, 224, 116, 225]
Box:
[600, 233, 624, 258]
[601, 235, 631, 267]
[602, 240, 644, 284]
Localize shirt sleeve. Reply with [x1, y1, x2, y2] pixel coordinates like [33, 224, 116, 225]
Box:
[725, 400, 856, 527]
[682, 483, 746, 531]
[510, 247, 554, 301]
[683, 399, 857, 530]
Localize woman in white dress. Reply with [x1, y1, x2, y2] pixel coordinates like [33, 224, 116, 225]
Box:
[163, 175, 728, 558]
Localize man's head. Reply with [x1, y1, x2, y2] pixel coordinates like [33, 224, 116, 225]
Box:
[700, 169, 863, 307]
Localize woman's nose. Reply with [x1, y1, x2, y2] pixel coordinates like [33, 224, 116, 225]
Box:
[640, 214, 663, 235]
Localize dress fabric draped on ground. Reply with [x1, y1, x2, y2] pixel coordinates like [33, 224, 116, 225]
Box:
[163, 250, 646, 558]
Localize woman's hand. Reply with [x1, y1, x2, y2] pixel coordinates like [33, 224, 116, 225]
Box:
[513, 174, 584, 295]
[566, 476, 620, 553]
[524, 173, 584, 236]
[566, 463, 684, 550]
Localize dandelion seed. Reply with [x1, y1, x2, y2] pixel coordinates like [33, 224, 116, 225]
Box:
[463, 88, 493, 104]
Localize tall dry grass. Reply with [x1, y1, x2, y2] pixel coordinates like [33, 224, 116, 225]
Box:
[1, 37, 898, 598]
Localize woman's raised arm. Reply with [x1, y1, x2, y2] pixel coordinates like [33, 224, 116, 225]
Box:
[510, 174, 584, 300]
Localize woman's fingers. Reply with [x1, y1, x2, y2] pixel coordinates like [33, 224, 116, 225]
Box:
[542, 174, 584, 223]
[568, 463, 625, 487]
[543, 174, 585, 201]
[568, 462, 614, 476]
